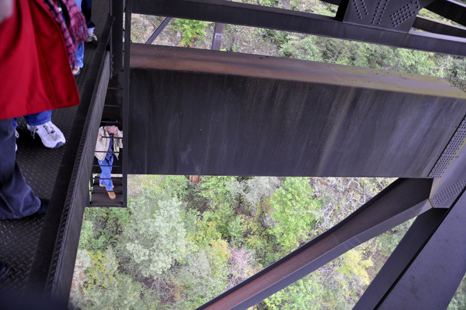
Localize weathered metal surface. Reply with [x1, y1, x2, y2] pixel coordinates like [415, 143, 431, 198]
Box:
[211, 22, 225, 50]
[26, 32, 111, 303]
[195, 178, 433, 309]
[110, 0, 123, 75]
[211, 0, 229, 50]
[337, 0, 435, 33]
[413, 15, 466, 38]
[354, 207, 447, 309]
[426, 0, 466, 28]
[123, 0, 132, 208]
[132, 0, 466, 56]
[323, 0, 466, 30]
[322, 0, 466, 38]
[429, 111, 466, 207]
[378, 188, 466, 310]
[128, 44, 466, 177]
[51, 52, 111, 300]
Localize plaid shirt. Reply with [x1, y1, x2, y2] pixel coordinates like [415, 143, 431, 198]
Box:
[42, 0, 87, 67]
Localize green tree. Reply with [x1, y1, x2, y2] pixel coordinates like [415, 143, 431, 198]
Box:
[264, 273, 334, 310]
[166, 247, 230, 308]
[81, 249, 144, 310]
[124, 197, 193, 277]
[198, 176, 237, 238]
[270, 177, 321, 253]
[226, 176, 281, 216]
[170, 19, 212, 47]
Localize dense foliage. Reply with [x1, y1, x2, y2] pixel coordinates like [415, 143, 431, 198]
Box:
[70, 176, 423, 309]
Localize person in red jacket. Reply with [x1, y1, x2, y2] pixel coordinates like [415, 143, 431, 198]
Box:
[0, 0, 85, 278]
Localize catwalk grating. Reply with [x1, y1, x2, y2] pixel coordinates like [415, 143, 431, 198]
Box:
[0, 0, 109, 294]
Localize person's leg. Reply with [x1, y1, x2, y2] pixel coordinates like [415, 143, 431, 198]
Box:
[75, 43, 84, 69]
[81, 0, 97, 42]
[98, 157, 114, 190]
[23, 111, 66, 148]
[72, 0, 84, 75]
[23, 110, 51, 126]
[72, 44, 83, 75]
[0, 119, 41, 219]
[98, 156, 115, 199]
[107, 155, 114, 190]
[73, 43, 84, 75]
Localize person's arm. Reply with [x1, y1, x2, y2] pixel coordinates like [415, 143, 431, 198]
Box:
[97, 126, 106, 140]
[0, 0, 14, 24]
[115, 130, 123, 149]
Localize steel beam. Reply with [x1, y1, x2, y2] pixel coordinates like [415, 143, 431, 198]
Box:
[110, 0, 123, 75]
[426, 0, 466, 28]
[211, 22, 225, 50]
[26, 20, 113, 300]
[377, 188, 466, 309]
[211, 0, 229, 50]
[145, 17, 172, 45]
[323, 0, 466, 37]
[132, 0, 466, 56]
[325, 0, 466, 38]
[128, 44, 466, 177]
[413, 15, 466, 38]
[354, 207, 448, 309]
[196, 178, 433, 309]
[324, 0, 466, 29]
[336, 0, 436, 33]
[123, 0, 131, 208]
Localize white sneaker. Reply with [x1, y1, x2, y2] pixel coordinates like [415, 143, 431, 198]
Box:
[72, 65, 81, 76]
[27, 121, 66, 148]
[87, 33, 98, 43]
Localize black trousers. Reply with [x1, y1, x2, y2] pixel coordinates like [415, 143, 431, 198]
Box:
[0, 119, 40, 219]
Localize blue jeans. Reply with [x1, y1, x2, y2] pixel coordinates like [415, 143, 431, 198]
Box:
[76, 44, 84, 68]
[98, 156, 114, 190]
[0, 119, 40, 219]
[75, 0, 84, 68]
[12, 110, 52, 128]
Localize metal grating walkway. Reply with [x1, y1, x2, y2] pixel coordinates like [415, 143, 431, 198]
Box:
[0, 0, 112, 298]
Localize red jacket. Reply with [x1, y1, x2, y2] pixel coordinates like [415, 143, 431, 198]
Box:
[0, 0, 80, 120]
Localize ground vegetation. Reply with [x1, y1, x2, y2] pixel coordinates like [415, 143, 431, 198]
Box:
[70, 176, 422, 309]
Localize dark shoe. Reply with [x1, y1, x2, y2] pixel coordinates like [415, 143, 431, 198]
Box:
[0, 261, 9, 280]
[28, 198, 49, 218]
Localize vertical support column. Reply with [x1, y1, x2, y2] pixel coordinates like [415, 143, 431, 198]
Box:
[110, 0, 123, 75]
[212, 0, 230, 51]
[376, 189, 466, 310]
[122, 0, 131, 207]
[211, 0, 229, 50]
[211, 23, 225, 50]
